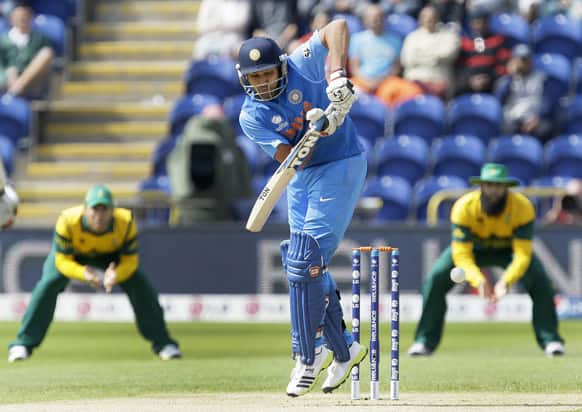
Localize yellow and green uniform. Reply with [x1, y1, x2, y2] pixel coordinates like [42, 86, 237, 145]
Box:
[413, 190, 563, 351]
[10, 206, 178, 354]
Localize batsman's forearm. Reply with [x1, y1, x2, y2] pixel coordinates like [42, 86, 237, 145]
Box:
[320, 19, 349, 72]
[115, 254, 138, 282]
[55, 252, 85, 281]
[451, 241, 484, 288]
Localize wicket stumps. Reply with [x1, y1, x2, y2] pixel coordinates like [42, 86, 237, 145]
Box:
[351, 246, 400, 401]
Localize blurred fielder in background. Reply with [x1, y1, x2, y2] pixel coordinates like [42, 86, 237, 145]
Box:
[408, 163, 565, 358]
[0, 158, 18, 230]
[237, 19, 368, 396]
[8, 184, 181, 362]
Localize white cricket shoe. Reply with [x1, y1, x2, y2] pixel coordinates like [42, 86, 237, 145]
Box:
[407, 342, 433, 357]
[286, 346, 332, 397]
[8, 345, 29, 363]
[158, 344, 182, 360]
[321, 341, 368, 393]
[544, 341, 565, 357]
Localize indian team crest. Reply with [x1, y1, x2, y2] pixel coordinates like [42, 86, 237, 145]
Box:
[288, 89, 302, 104]
[249, 49, 261, 61]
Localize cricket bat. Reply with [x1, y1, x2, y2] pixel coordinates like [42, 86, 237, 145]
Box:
[245, 111, 329, 232]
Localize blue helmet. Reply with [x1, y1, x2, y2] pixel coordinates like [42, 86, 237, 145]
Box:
[236, 37, 288, 101]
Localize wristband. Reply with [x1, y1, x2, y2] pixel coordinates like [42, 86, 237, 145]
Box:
[330, 68, 347, 80]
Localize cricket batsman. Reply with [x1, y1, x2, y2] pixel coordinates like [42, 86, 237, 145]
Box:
[408, 163, 565, 357]
[237, 20, 368, 396]
[8, 184, 181, 362]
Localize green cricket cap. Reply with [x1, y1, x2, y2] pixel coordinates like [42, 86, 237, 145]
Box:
[469, 163, 520, 187]
[85, 184, 114, 208]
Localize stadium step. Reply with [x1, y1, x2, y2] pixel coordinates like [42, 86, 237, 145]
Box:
[46, 101, 171, 121]
[36, 142, 155, 161]
[60, 81, 182, 100]
[16, 182, 139, 202]
[95, 1, 200, 22]
[45, 121, 167, 140]
[84, 22, 198, 41]
[80, 41, 193, 61]
[26, 161, 151, 180]
[70, 61, 187, 81]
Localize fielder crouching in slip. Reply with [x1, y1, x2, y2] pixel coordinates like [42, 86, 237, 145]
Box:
[408, 163, 565, 358]
[237, 20, 368, 396]
[8, 184, 181, 362]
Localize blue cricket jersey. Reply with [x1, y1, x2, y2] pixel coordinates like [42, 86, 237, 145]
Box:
[239, 31, 364, 167]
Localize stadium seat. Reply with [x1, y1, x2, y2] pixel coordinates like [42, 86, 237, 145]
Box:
[448, 94, 502, 145]
[573, 59, 582, 94]
[532, 14, 582, 61]
[489, 135, 543, 185]
[31, 0, 77, 22]
[431, 135, 485, 181]
[393, 94, 445, 144]
[138, 175, 171, 225]
[332, 13, 364, 34]
[350, 92, 389, 146]
[385, 13, 417, 39]
[0, 135, 15, 176]
[490, 13, 530, 48]
[544, 134, 582, 178]
[362, 175, 412, 221]
[561, 96, 582, 134]
[534, 53, 571, 105]
[376, 134, 429, 185]
[184, 56, 241, 101]
[530, 175, 572, 218]
[223, 94, 246, 136]
[357, 135, 375, 175]
[0, 17, 8, 33]
[33, 14, 66, 57]
[0, 95, 30, 146]
[414, 175, 468, 221]
[169, 94, 221, 137]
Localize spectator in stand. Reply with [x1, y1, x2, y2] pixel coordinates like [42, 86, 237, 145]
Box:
[287, 11, 330, 53]
[249, 0, 299, 52]
[538, 0, 582, 19]
[349, 4, 402, 94]
[193, 0, 251, 60]
[454, 8, 510, 96]
[400, 5, 459, 99]
[545, 179, 582, 225]
[430, 0, 466, 28]
[0, 1, 53, 99]
[494, 44, 553, 141]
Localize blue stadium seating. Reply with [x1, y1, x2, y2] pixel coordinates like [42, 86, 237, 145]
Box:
[362, 175, 412, 221]
[223, 94, 246, 136]
[490, 13, 530, 48]
[414, 175, 468, 221]
[169, 94, 221, 136]
[385, 13, 417, 39]
[0, 135, 15, 177]
[33, 14, 66, 57]
[448, 94, 502, 145]
[332, 13, 364, 34]
[138, 175, 171, 225]
[544, 134, 582, 178]
[532, 14, 582, 61]
[534, 53, 572, 105]
[431, 135, 485, 181]
[561, 96, 582, 134]
[573, 59, 582, 94]
[350, 92, 389, 146]
[357, 135, 375, 174]
[32, 0, 77, 22]
[0, 17, 8, 33]
[376, 135, 429, 185]
[0, 95, 30, 146]
[184, 56, 241, 101]
[393, 94, 445, 143]
[489, 135, 543, 185]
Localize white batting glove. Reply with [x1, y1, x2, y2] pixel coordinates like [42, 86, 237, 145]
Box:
[306, 107, 344, 136]
[326, 69, 356, 114]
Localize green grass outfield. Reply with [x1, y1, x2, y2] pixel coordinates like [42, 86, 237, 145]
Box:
[0, 321, 580, 404]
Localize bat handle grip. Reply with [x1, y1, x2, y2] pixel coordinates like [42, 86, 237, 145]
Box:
[311, 115, 329, 133]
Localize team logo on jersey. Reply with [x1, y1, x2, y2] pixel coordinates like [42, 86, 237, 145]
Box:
[249, 49, 261, 61]
[309, 265, 321, 278]
[288, 89, 303, 104]
[271, 115, 282, 124]
[303, 46, 312, 58]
